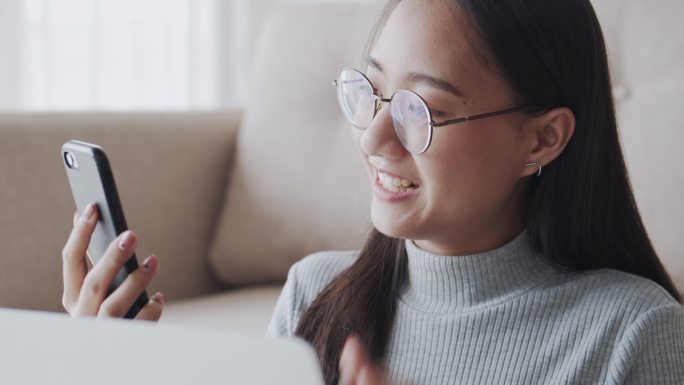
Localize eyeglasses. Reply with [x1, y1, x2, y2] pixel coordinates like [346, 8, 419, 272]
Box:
[333, 67, 550, 154]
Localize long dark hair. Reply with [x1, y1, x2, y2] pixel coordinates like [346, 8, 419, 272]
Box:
[296, 1, 682, 384]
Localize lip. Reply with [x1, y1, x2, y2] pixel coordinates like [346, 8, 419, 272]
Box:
[371, 167, 420, 203]
[369, 162, 419, 185]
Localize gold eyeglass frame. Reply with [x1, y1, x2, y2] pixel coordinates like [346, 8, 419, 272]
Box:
[333, 67, 553, 154]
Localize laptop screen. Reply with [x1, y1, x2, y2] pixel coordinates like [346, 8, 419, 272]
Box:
[0, 308, 323, 385]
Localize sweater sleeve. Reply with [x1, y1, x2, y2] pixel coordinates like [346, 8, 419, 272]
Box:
[265, 251, 359, 338]
[266, 263, 300, 338]
[608, 303, 684, 384]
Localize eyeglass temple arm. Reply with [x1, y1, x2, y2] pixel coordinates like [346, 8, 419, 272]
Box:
[432, 106, 552, 127]
[332, 77, 553, 127]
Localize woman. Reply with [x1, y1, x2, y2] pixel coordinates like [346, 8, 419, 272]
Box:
[61, 0, 684, 384]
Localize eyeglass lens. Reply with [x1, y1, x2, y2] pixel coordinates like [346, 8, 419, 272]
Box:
[337, 69, 375, 128]
[337, 69, 432, 154]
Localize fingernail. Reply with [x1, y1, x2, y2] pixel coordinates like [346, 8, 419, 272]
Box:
[83, 204, 95, 220]
[118, 231, 136, 251]
[149, 292, 164, 306]
[142, 255, 158, 274]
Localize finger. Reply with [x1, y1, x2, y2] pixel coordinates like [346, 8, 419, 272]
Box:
[74, 210, 95, 268]
[134, 292, 164, 321]
[97, 255, 160, 318]
[339, 335, 366, 385]
[74, 230, 138, 316]
[340, 336, 388, 385]
[357, 365, 387, 385]
[62, 203, 98, 312]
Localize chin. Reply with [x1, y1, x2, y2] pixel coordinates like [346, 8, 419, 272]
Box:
[370, 204, 416, 240]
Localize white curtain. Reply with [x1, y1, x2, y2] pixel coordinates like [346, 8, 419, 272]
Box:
[0, 0, 277, 111]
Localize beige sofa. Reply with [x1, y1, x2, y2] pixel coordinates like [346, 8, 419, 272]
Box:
[1, 1, 683, 335]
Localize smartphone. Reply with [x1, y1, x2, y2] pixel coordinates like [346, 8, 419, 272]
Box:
[61, 140, 148, 319]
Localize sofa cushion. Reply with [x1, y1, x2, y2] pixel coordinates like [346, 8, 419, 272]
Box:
[162, 285, 282, 335]
[208, 3, 383, 285]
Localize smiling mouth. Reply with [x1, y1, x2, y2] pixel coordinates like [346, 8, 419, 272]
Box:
[377, 170, 419, 193]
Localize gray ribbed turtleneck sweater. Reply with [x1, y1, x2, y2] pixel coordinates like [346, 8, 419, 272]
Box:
[267, 231, 684, 384]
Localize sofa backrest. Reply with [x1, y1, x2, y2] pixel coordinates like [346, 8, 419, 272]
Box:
[207, 0, 684, 294]
[593, 0, 684, 290]
[208, 2, 384, 285]
[0, 112, 239, 311]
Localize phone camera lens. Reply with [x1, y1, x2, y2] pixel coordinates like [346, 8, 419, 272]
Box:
[64, 151, 79, 170]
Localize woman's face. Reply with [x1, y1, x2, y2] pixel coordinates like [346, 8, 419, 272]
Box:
[352, 0, 535, 255]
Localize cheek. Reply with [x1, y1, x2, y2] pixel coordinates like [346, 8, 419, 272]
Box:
[351, 128, 362, 149]
[425, 125, 525, 204]
[350, 128, 374, 176]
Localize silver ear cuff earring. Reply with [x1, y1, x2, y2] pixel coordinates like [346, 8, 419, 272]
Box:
[526, 162, 543, 177]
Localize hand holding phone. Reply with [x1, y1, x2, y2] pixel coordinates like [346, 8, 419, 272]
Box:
[61, 140, 163, 320]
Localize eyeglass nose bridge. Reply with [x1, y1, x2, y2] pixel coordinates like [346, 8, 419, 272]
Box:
[371, 94, 392, 115]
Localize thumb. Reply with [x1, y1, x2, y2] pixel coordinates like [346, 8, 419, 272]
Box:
[339, 335, 387, 385]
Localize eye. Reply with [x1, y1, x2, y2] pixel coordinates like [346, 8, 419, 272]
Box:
[365, 77, 382, 96]
[342, 76, 372, 93]
[430, 109, 447, 118]
[407, 102, 428, 119]
[356, 81, 372, 95]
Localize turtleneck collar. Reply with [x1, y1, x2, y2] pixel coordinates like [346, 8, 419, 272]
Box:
[401, 230, 562, 314]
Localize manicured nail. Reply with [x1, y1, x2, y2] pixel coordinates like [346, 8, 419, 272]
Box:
[149, 292, 164, 306]
[83, 203, 95, 220]
[117, 231, 136, 251]
[142, 255, 158, 274]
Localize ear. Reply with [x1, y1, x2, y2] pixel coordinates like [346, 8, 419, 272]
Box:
[520, 107, 575, 177]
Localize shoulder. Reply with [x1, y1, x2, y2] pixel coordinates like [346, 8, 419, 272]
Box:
[540, 268, 684, 382]
[550, 267, 682, 323]
[266, 250, 358, 337]
[544, 269, 684, 336]
[287, 249, 359, 304]
[603, 279, 684, 383]
[293, 249, 359, 275]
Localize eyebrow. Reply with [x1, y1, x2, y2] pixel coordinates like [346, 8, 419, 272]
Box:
[367, 56, 465, 98]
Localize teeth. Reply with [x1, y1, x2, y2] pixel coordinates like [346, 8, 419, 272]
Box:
[378, 171, 417, 193]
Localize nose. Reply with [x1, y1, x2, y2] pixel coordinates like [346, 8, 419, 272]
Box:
[358, 101, 407, 159]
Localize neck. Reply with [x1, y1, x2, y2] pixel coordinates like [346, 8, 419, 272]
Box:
[402, 229, 560, 312]
[414, 181, 530, 256]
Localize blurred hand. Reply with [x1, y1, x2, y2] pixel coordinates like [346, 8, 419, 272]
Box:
[339, 335, 390, 385]
[61, 203, 163, 320]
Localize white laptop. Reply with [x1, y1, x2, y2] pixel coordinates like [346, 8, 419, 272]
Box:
[0, 308, 324, 385]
